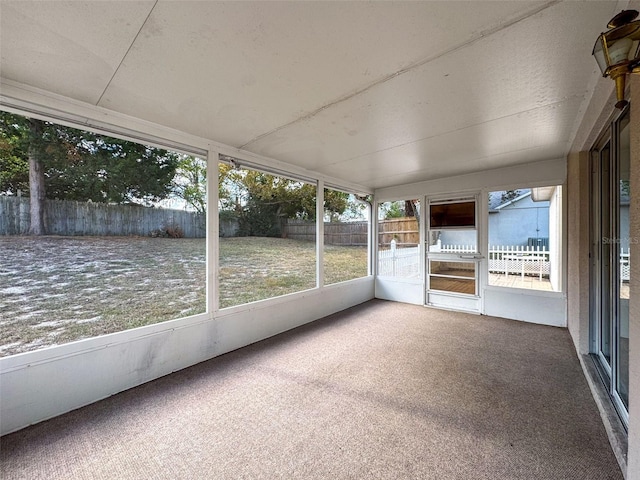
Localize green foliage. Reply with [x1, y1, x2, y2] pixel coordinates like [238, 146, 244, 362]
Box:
[0, 111, 180, 205]
[173, 156, 207, 214]
[0, 112, 30, 194]
[323, 189, 350, 222]
[218, 163, 349, 237]
[237, 195, 282, 237]
[381, 201, 405, 219]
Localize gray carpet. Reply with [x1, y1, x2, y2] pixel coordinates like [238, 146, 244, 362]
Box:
[0, 300, 623, 479]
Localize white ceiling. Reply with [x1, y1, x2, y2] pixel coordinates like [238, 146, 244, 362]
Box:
[0, 1, 620, 189]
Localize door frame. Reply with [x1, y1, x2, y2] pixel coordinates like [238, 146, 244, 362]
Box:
[424, 192, 483, 313]
[589, 106, 630, 428]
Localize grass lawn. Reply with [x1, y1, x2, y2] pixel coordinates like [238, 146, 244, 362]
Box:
[0, 236, 367, 357]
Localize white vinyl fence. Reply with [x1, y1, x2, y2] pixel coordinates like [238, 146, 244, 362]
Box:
[378, 244, 631, 282]
[621, 248, 630, 282]
[484, 245, 550, 280]
[439, 244, 552, 279]
[378, 245, 420, 277]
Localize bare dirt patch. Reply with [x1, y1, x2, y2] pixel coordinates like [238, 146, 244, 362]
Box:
[0, 236, 367, 356]
[0, 236, 205, 356]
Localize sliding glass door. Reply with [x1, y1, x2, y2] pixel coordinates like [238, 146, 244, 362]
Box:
[590, 107, 630, 426]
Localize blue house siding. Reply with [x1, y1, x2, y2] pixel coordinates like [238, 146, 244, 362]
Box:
[437, 192, 550, 247]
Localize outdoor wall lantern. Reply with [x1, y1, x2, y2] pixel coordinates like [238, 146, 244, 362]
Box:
[593, 9, 640, 109]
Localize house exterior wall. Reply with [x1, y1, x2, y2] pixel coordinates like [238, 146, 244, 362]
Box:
[435, 194, 552, 248]
[488, 197, 550, 247]
[566, 150, 590, 355]
[565, 74, 639, 480]
[438, 229, 476, 246]
[438, 194, 552, 248]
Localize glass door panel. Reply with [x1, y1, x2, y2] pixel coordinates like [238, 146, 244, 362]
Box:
[599, 142, 612, 367]
[427, 199, 478, 254]
[590, 107, 630, 426]
[429, 261, 476, 295]
[617, 113, 630, 409]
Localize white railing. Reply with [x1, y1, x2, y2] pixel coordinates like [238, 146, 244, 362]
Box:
[378, 243, 630, 282]
[378, 245, 420, 277]
[621, 248, 630, 282]
[486, 245, 550, 280]
[440, 244, 551, 280]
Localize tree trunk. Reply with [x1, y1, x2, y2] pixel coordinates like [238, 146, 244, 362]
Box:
[28, 119, 46, 236]
[406, 199, 420, 223]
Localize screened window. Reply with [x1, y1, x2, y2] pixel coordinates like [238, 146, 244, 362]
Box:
[323, 190, 369, 285]
[217, 161, 317, 308]
[377, 200, 420, 278]
[0, 111, 206, 356]
[487, 186, 562, 292]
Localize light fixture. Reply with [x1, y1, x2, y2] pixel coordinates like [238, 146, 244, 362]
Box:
[592, 9, 640, 109]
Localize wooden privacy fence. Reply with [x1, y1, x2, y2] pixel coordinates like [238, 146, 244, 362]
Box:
[0, 196, 205, 237]
[285, 217, 419, 247]
[378, 217, 419, 247]
[284, 220, 368, 246]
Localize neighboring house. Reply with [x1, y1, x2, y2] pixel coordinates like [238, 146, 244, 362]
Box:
[487, 190, 549, 247]
[437, 190, 550, 247]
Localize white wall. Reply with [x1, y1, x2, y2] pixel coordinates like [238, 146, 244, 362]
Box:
[375, 277, 423, 305]
[549, 186, 562, 292]
[0, 84, 377, 436]
[0, 278, 374, 435]
[483, 289, 566, 327]
[374, 159, 567, 327]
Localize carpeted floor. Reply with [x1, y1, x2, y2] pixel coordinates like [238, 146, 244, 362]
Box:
[0, 300, 623, 479]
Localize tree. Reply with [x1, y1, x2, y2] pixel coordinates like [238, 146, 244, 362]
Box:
[0, 114, 29, 195]
[0, 111, 181, 234]
[173, 156, 207, 214]
[324, 190, 353, 222]
[404, 199, 420, 223]
[381, 201, 405, 219]
[217, 162, 349, 236]
[41, 130, 180, 206]
[234, 170, 316, 236]
[27, 119, 46, 235]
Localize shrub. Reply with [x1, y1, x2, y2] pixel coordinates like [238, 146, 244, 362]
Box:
[149, 224, 184, 238]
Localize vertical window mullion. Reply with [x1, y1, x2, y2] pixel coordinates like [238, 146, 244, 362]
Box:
[316, 181, 324, 288]
[207, 150, 220, 313]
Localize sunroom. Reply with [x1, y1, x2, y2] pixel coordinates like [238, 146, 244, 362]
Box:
[0, 1, 638, 479]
